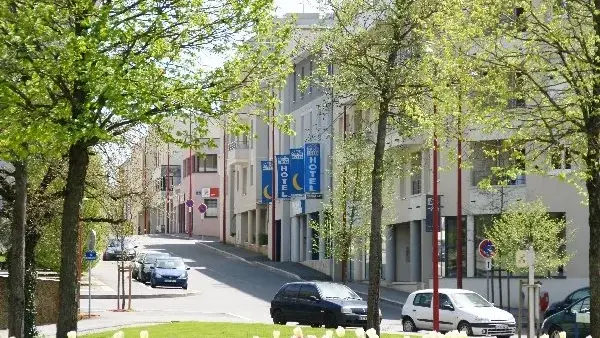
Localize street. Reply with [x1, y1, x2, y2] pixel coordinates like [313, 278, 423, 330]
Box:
[83, 235, 405, 332]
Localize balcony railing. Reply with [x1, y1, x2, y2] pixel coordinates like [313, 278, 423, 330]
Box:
[472, 170, 526, 186]
[228, 140, 249, 151]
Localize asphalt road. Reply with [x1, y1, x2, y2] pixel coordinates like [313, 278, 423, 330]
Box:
[84, 235, 405, 332]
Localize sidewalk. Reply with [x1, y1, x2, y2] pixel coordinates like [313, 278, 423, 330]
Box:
[164, 233, 408, 307]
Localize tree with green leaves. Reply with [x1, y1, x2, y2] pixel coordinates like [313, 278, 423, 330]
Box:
[486, 199, 571, 275]
[312, 0, 439, 333]
[312, 133, 373, 283]
[0, 1, 293, 336]
[436, 0, 600, 334]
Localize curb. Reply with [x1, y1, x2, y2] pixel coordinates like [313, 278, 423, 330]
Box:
[353, 291, 404, 307]
[254, 262, 303, 281]
[194, 241, 254, 265]
[79, 291, 201, 300]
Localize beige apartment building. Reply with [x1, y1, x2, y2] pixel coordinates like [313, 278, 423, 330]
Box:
[123, 120, 223, 238]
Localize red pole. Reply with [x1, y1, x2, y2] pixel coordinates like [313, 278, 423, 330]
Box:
[433, 103, 440, 332]
[271, 97, 277, 261]
[457, 112, 463, 289]
[189, 117, 193, 238]
[222, 118, 228, 243]
[143, 139, 148, 234]
[166, 144, 170, 234]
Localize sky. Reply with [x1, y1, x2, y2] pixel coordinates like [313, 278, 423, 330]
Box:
[274, 0, 321, 15]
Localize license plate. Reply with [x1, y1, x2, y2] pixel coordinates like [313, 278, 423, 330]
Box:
[164, 279, 176, 283]
[359, 315, 367, 321]
[496, 324, 508, 329]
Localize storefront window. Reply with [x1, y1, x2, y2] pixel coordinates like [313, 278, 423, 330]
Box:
[443, 216, 467, 277]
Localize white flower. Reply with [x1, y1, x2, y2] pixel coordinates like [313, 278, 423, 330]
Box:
[559, 332, 567, 338]
[586, 336, 592, 338]
[67, 331, 77, 338]
[113, 331, 125, 338]
[307, 336, 318, 338]
[540, 335, 549, 338]
[293, 326, 303, 337]
[273, 330, 281, 338]
[355, 327, 366, 338]
[140, 331, 149, 338]
[365, 328, 378, 338]
[457, 331, 468, 338]
[336, 326, 346, 337]
[253, 336, 260, 338]
[325, 330, 333, 338]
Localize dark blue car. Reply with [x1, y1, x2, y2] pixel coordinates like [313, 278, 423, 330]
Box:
[270, 281, 381, 329]
[149, 257, 190, 289]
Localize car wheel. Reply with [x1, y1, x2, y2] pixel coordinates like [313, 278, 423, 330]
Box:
[150, 279, 156, 288]
[182, 284, 188, 290]
[402, 317, 417, 332]
[324, 312, 337, 329]
[457, 321, 473, 336]
[548, 326, 563, 338]
[272, 309, 286, 325]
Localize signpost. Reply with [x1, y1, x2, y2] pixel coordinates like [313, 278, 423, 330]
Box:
[85, 230, 96, 318]
[479, 239, 496, 301]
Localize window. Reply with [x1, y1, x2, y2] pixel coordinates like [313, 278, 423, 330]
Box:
[440, 294, 453, 309]
[284, 284, 301, 298]
[242, 167, 248, 195]
[205, 154, 218, 172]
[443, 216, 467, 278]
[293, 68, 297, 102]
[473, 215, 495, 277]
[250, 165, 254, 186]
[187, 154, 218, 174]
[300, 66, 305, 100]
[413, 293, 432, 307]
[309, 61, 313, 94]
[205, 199, 218, 217]
[298, 284, 319, 299]
[551, 146, 573, 170]
[411, 152, 422, 195]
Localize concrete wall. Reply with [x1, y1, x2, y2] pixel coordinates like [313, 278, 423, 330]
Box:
[0, 276, 60, 329]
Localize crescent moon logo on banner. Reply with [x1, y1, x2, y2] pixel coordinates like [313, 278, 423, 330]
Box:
[292, 174, 303, 191]
[263, 185, 272, 200]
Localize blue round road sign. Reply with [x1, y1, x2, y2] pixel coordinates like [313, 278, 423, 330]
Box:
[185, 199, 194, 208]
[479, 239, 496, 258]
[198, 203, 207, 214]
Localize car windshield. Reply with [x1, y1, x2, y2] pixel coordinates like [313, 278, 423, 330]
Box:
[450, 292, 492, 308]
[318, 283, 361, 300]
[144, 253, 169, 263]
[155, 259, 185, 269]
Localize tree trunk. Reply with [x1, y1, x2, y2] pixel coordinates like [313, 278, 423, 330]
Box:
[24, 228, 40, 338]
[8, 160, 27, 338]
[367, 103, 389, 335]
[57, 142, 90, 338]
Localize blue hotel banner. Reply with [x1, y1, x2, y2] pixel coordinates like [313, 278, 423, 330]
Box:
[261, 160, 273, 204]
[276, 155, 291, 199]
[290, 148, 304, 197]
[304, 143, 322, 199]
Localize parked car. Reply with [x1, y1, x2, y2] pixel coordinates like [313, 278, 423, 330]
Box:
[139, 252, 170, 283]
[401, 289, 515, 337]
[131, 251, 147, 280]
[103, 239, 137, 261]
[149, 257, 190, 289]
[542, 296, 590, 338]
[544, 287, 590, 319]
[270, 281, 380, 329]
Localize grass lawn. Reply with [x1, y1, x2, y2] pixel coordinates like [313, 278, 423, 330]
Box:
[82, 322, 420, 338]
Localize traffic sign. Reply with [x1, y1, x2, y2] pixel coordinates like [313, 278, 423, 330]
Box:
[85, 250, 97, 261]
[479, 239, 496, 258]
[198, 203, 207, 214]
[485, 258, 492, 271]
[185, 199, 194, 208]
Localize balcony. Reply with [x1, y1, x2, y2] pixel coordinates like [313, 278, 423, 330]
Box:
[228, 140, 249, 164]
